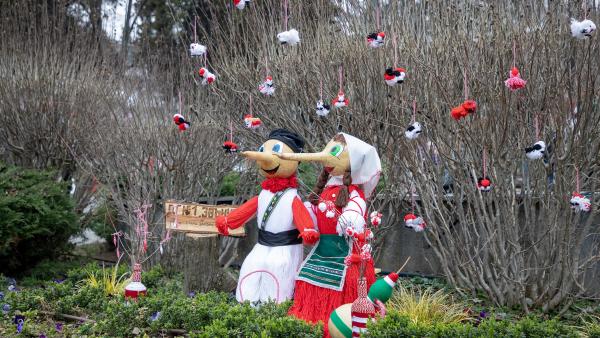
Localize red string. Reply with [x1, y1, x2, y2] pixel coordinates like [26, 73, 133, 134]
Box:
[393, 34, 398, 67]
[338, 65, 343, 93]
[283, 0, 288, 31]
[412, 99, 416, 123]
[482, 147, 487, 178]
[512, 41, 516, 69]
[376, 1, 381, 30]
[463, 69, 469, 100]
[265, 55, 269, 77]
[576, 166, 580, 193]
[204, 52, 207, 68]
[229, 118, 233, 141]
[319, 78, 323, 100]
[409, 185, 416, 213]
[534, 113, 539, 140]
[178, 91, 182, 115]
[194, 16, 197, 43]
[249, 94, 253, 114]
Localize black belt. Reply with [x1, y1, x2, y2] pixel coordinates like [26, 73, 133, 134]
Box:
[258, 228, 302, 247]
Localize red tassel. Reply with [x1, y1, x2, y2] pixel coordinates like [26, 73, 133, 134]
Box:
[462, 100, 477, 114]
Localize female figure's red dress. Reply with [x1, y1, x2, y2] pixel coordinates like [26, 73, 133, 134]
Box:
[288, 183, 376, 336]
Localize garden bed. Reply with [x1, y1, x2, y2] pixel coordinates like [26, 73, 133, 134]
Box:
[1, 260, 599, 337]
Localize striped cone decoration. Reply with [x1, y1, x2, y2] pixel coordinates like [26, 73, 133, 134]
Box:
[351, 277, 376, 337]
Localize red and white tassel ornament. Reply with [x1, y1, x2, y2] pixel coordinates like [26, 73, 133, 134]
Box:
[384, 67, 406, 86]
[277, 29, 300, 45]
[571, 168, 591, 212]
[125, 263, 147, 300]
[333, 91, 349, 108]
[369, 211, 382, 226]
[259, 76, 275, 96]
[505, 67, 526, 91]
[198, 67, 216, 86]
[570, 18, 596, 39]
[477, 177, 492, 192]
[244, 114, 262, 129]
[189, 43, 206, 57]
[404, 213, 426, 232]
[234, 0, 250, 10]
[367, 31, 385, 48]
[570, 193, 591, 212]
[173, 113, 190, 131]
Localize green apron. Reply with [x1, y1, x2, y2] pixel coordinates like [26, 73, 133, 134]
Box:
[296, 234, 352, 291]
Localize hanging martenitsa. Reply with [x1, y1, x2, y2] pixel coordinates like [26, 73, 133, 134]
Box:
[259, 55, 275, 96]
[333, 65, 349, 108]
[234, 0, 250, 10]
[570, 2, 596, 39]
[504, 41, 526, 91]
[316, 78, 331, 117]
[173, 92, 190, 131]
[244, 94, 262, 129]
[125, 205, 152, 300]
[366, 2, 385, 48]
[525, 113, 546, 160]
[451, 68, 477, 120]
[198, 54, 216, 86]
[477, 147, 492, 192]
[189, 16, 207, 57]
[405, 99, 422, 140]
[404, 184, 426, 232]
[223, 119, 239, 153]
[276, 0, 300, 45]
[570, 167, 592, 212]
[384, 34, 406, 86]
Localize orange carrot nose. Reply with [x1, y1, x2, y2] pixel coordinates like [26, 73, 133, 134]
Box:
[378, 31, 385, 38]
[511, 67, 519, 77]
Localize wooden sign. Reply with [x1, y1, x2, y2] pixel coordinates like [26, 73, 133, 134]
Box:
[164, 200, 245, 237]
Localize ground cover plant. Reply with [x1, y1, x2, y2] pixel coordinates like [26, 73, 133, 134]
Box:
[1, 261, 599, 337]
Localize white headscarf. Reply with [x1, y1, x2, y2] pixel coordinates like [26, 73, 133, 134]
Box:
[339, 133, 382, 198]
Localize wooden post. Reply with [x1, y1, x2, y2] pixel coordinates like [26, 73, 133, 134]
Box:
[183, 233, 237, 294]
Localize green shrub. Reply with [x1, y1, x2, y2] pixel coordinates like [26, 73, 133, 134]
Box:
[219, 171, 240, 196]
[365, 310, 581, 338]
[0, 163, 78, 274]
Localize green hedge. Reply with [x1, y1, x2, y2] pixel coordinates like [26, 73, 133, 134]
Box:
[1, 265, 322, 337]
[365, 310, 581, 338]
[1, 263, 596, 337]
[0, 163, 78, 274]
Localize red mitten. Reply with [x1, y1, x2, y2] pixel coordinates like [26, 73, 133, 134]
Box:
[215, 216, 230, 236]
[299, 229, 320, 245]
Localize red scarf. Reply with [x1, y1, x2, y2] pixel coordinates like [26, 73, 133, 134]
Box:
[261, 176, 298, 193]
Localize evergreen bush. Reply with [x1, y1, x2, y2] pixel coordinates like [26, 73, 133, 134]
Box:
[0, 163, 78, 274]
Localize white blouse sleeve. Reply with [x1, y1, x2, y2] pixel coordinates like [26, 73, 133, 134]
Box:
[336, 190, 367, 235]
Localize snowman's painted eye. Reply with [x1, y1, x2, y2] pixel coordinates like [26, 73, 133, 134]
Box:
[258, 145, 264, 152]
[329, 144, 344, 157]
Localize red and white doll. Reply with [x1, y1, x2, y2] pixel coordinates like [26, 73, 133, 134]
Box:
[276, 132, 382, 337]
[216, 129, 319, 304]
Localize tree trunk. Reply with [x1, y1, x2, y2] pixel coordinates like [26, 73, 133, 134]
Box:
[183, 234, 237, 294]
